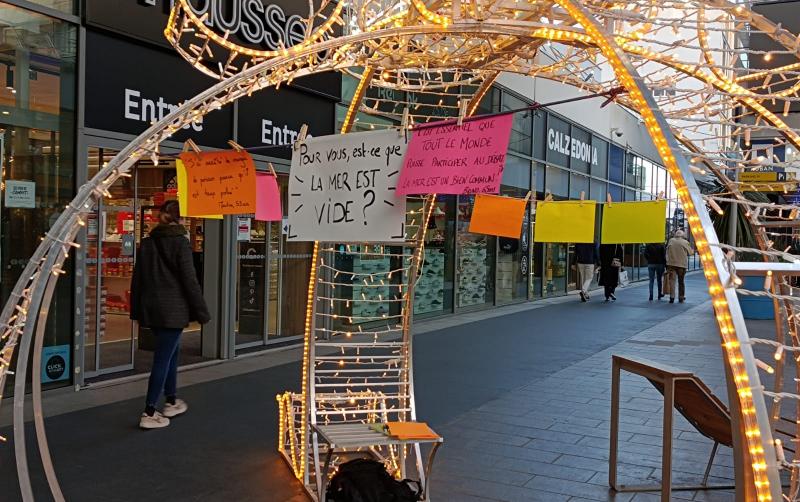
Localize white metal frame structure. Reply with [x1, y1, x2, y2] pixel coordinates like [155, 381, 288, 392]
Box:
[2, 1, 800, 500]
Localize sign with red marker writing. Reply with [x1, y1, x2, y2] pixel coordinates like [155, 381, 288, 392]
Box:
[178, 150, 257, 216]
[397, 114, 513, 195]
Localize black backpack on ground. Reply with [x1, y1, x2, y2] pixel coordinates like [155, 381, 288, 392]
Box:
[325, 458, 423, 502]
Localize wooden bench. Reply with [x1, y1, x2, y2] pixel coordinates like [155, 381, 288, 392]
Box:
[610, 355, 735, 502]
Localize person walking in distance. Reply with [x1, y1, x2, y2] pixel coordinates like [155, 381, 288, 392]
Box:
[574, 242, 598, 302]
[598, 244, 624, 302]
[665, 229, 694, 304]
[131, 200, 211, 429]
[644, 241, 666, 302]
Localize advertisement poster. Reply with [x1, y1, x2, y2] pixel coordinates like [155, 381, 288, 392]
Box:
[41, 344, 70, 384]
[5, 180, 36, 208]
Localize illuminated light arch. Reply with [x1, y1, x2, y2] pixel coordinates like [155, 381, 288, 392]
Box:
[1, 2, 799, 500]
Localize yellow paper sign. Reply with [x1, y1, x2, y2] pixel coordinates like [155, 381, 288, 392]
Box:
[600, 200, 667, 244]
[178, 150, 257, 216]
[176, 160, 222, 219]
[534, 200, 596, 243]
[468, 194, 527, 238]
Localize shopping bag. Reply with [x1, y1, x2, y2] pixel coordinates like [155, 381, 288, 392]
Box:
[619, 269, 629, 287]
[663, 270, 673, 296]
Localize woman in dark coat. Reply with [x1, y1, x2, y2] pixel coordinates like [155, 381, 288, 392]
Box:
[598, 244, 624, 302]
[131, 200, 210, 429]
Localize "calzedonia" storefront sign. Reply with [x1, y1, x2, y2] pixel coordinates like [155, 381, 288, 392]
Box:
[547, 127, 599, 166]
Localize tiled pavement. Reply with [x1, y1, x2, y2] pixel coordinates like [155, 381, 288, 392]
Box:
[0, 276, 743, 501]
[432, 302, 736, 501]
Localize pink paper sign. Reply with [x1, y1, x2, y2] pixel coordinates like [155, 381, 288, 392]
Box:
[255, 173, 282, 221]
[397, 114, 513, 195]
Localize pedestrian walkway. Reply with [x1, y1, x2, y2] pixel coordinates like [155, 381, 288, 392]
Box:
[0, 274, 728, 501]
[431, 294, 733, 501]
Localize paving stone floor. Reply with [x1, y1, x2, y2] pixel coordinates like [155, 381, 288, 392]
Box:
[0, 275, 752, 501]
[432, 302, 736, 501]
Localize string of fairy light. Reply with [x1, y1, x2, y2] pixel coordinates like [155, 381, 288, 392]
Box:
[168, 0, 800, 499]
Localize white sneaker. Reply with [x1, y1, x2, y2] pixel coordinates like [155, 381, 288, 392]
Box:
[140, 412, 170, 429]
[162, 399, 188, 418]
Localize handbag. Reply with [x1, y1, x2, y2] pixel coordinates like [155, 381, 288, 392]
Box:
[610, 245, 621, 268]
[619, 269, 629, 287]
[663, 269, 673, 295]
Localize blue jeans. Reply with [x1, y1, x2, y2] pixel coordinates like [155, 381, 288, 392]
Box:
[145, 327, 182, 408]
[648, 264, 665, 298]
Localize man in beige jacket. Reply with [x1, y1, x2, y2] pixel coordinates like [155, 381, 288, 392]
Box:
[665, 229, 694, 303]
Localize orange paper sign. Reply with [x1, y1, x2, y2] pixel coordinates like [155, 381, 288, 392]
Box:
[385, 422, 439, 440]
[178, 150, 257, 216]
[468, 194, 527, 238]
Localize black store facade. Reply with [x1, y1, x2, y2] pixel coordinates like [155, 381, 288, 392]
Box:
[76, 0, 339, 383]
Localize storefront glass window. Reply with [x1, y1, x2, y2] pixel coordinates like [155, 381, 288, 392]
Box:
[477, 86, 501, 115]
[503, 92, 532, 156]
[570, 173, 589, 200]
[546, 115, 570, 168]
[608, 183, 623, 202]
[609, 144, 624, 184]
[497, 157, 531, 305]
[545, 166, 569, 198]
[534, 162, 545, 193]
[570, 126, 591, 174]
[27, 0, 74, 13]
[533, 111, 546, 161]
[590, 180, 606, 202]
[84, 149, 209, 377]
[412, 196, 455, 317]
[0, 6, 76, 389]
[543, 243, 567, 296]
[456, 195, 495, 308]
[591, 136, 608, 178]
[625, 153, 643, 189]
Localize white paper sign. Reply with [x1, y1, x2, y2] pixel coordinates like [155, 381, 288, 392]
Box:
[5, 180, 35, 208]
[288, 130, 407, 242]
[237, 217, 251, 241]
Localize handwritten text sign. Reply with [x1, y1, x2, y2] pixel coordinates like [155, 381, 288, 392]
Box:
[397, 114, 513, 195]
[288, 129, 407, 242]
[178, 150, 257, 216]
[175, 160, 222, 219]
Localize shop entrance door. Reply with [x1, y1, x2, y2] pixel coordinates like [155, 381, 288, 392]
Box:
[83, 147, 208, 378]
[234, 217, 279, 349]
[232, 176, 310, 354]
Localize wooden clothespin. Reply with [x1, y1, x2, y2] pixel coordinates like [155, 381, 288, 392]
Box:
[657, 191, 664, 200]
[400, 107, 410, 140]
[544, 191, 553, 202]
[523, 191, 532, 203]
[227, 140, 245, 152]
[457, 100, 469, 126]
[606, 192, 613, 206]
[579, 191, 585, 204]
[268, 162, 278, 178]
[182, 139, 201, 153]
[293, 124, 308, 152]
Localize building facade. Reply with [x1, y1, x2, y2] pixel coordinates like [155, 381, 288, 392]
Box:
[0, 0, 699, 392]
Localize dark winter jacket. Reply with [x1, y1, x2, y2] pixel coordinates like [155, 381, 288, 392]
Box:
[130, 223, 210, 329]
[644, 243, 666, 265]
[574, 243, 598, 264]
[598, 244, 623, 288]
